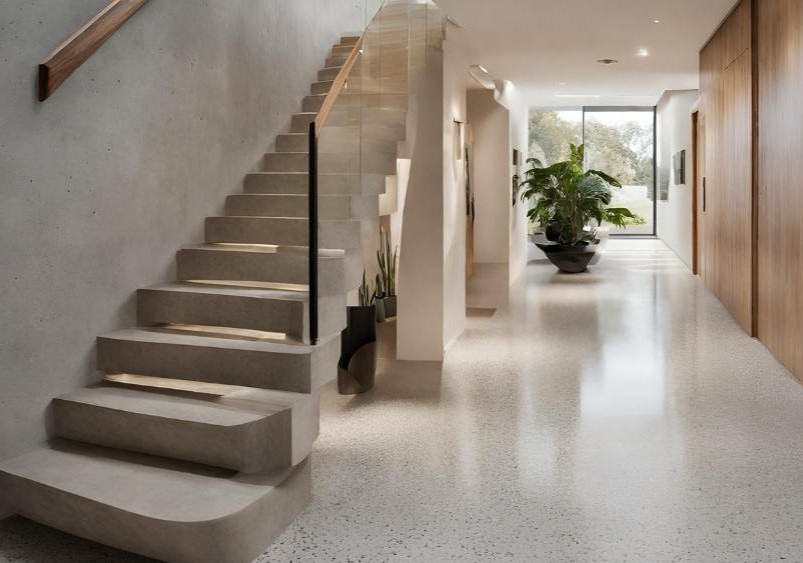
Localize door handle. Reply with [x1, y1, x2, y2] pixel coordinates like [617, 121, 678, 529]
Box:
[702, 177, 706, 212]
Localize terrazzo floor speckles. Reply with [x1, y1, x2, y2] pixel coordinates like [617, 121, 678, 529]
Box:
[4, 240, 803, 562]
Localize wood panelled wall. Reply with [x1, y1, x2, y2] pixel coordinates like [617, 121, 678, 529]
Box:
[699, 0, 754, 334]
[756, 0, 803, 378]
[700, 0, 803, 381]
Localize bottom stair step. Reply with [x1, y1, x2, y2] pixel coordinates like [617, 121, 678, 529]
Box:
[0, 440, 311, 563]
[54, 385, 318, 473]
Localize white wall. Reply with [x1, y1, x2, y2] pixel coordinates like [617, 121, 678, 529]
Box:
[442, 34, 470, 351]
[493, 81, 529, 285]
[465, 85, 529, 296]
[467, 90, 510, 264]
[0, 0, 362, 462]
[397, 50, 446, 360]
[397, 29, 469, 360]
[656, 90, 698, 268]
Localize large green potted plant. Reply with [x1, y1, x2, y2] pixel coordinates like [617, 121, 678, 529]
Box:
[520, 143, 643, 273]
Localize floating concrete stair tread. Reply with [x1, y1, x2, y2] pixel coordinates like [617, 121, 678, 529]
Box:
[0, 441, 309, 563]
[101, 375, 322, 466]
[176, 244, 359, 298]
[182, 243, 345, 257]
[206, 216, 360, 249]
[97, 328, 341, 393]
[54, 386, 307, 472]
[142, 282, 311, 302]
[56, 386, 277, 427]
[244, 171, 387, 196]
[101, 327, 320, 353]
[105, 373, 244, 397]
[225, 194, 351, 220]
[138, 282, 346, 342]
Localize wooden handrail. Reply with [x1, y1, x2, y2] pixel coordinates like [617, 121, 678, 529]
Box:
[314, 36, 364, 137]
[38, 0, 150, 101]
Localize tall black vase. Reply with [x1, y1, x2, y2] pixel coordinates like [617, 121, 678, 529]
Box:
[338, 305, 378, 395]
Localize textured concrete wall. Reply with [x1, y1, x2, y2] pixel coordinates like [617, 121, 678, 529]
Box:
[0, 0, 361, 461]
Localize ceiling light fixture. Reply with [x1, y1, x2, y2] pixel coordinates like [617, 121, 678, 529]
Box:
[556, 94, 602, 99]
[469, 65, 495, 90]
[653, 19, 661, 24]
[637, 48, 649, 57]
[597, 58, 618, 65]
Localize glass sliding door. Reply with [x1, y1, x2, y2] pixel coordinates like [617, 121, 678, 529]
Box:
[528, 108, 583, 166]
[528, 106, 657, 236]
[583, 107, 655, 235]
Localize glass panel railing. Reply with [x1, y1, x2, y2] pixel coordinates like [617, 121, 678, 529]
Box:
[308, 0, 444, 343]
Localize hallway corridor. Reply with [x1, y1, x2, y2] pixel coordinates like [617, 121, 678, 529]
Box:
[3, 241, 803, 562]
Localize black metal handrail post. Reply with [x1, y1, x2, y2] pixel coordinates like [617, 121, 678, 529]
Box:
[308, 122, 319, 345]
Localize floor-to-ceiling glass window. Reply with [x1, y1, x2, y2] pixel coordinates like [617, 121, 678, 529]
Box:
[529, 106, 656, 236]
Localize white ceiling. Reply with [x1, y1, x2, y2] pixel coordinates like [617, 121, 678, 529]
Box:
[437, 0, 738, 107]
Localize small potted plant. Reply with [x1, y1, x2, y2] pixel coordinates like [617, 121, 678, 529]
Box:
[338, 272, 377, 395]
[376, 228, 398, 319]
[519, 143, 643, 273]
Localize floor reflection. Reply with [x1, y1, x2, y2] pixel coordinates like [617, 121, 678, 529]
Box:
[6, 240, 803, 562]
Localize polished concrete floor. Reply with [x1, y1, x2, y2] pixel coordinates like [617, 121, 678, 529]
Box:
[4, 240, 803, 561]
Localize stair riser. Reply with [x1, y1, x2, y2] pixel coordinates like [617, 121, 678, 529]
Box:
[53, 399, 292, 473]
[176, 249, 361, 297]
[244, 173, 386, 196]
[311, 81, 333, 95]
[224, 194, 378, 221]
[290, 113, 317, 134]
[264, 152, 397, 176]
[318, 123, 406, 143]
[319, 109, 407, 128]
[225, 195, 351, 220]
[138, 289, 346, 344]
[276, 134, 308, 153]
[264, 153, 308, 173]
[325, 55, 348, 68]
[330, 96, 409, 113]
[205, 218, 361, 250]
[97, 334, 340, 393]
[302, 96, 326, 113]
[318, 67, 343, 81]
[332, 45, 356, 56]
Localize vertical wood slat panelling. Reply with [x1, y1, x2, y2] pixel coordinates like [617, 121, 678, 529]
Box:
[756, 0, 803, 379]
[699, 0, 754, 334]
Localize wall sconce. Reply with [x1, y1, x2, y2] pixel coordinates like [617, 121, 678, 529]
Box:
[454, 119, 465, 162]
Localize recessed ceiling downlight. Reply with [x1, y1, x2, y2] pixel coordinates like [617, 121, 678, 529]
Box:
[597, 58, 619, 65]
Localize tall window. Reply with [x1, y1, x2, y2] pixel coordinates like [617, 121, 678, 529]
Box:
[529, 107, 656, 236]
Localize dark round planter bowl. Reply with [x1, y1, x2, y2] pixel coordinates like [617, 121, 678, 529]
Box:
[537, 243, 597, 274]
[338, 305, 378, 395]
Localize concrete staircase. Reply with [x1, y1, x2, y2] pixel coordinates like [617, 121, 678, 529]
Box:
[0, 33, 405, 563]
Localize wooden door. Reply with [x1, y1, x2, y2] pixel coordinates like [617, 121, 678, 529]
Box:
[698, 0, 754, 334]
[693, 111, 705, 276]
[756, 0, 803, 378]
